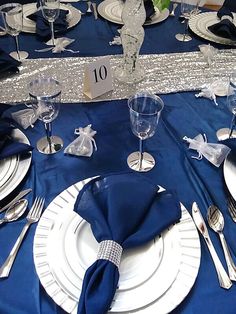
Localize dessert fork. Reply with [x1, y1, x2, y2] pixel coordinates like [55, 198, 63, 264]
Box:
[0, 197, 45, 278]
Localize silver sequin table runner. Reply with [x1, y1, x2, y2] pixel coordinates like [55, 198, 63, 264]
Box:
[0, 50, 235, 104]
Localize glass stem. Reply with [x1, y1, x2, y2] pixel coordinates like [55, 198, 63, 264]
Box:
[50, 21, 55, 46]
[139, 138, 143, 171]
[14, 35, 21, 61]
[44, 122, 53, 153]
[183, 19, 189, 41]
[229, 115, 236, 138]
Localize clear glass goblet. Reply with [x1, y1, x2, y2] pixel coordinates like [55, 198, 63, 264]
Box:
[175, 0, 196, 42]
[127, 92, 164, 172]
[40, 0, 60, 46]
[28, 78, 63, 154]
[216, 71, 236, 141]
[0, 3, 28, 61]
[227, 71, 236, 138]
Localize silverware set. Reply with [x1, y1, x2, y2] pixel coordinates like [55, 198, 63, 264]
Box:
[192, 201, 236, 289]
[0, 195, 45, 278]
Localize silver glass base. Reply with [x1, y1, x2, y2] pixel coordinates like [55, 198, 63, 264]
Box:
[175, 33, 192, 42]
[37, 136, 63, 154]
[127, 151, 155, 172]
[10, 51, 29, 61]
[216, 128, 236, 141]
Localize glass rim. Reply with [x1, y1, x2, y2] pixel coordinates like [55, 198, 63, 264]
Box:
[28, 77, 61, 100]
[128, 92, 164, 116]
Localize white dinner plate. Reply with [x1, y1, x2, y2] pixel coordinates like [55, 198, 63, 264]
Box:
[45, 207, 180, 312]
[0, 155, 18, 188]
[189, 12, 236, 46]
[22, 3, 81, 33]
[97, 0, 169, 26]
[224, 150, 236, 200]
[0, 129, 32, 201]
[63, 216, 165, 291]
[34, 178, 201, 314]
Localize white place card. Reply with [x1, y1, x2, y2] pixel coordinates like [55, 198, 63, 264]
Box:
[83, 56, 113, 99]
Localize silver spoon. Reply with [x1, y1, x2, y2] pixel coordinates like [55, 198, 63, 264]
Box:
[207, 205, 236, 281]
[0, 199, 28, 226]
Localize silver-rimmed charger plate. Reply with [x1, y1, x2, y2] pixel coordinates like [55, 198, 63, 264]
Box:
[0, 155, 18, 189]
[22, 3, 81, 33]
[97, 0, 169, 26]
[33, 178, 201, 314]
[0, 129, 32, 201]
[189, 12, 236, 46]
[224, 150, 236, 200]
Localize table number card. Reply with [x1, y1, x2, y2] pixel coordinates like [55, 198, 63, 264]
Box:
[83, 57, 113, 99]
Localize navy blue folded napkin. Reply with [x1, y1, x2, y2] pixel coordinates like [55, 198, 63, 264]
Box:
[0, 48, 21, 76]
[208, 0, 236, 40]
[0, 119, 33, 160]
[28, 8, 69, 40]
[75, 173, 181, 314]
[221, 137, 236, 151]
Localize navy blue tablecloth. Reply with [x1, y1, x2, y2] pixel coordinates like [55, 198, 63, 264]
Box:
[1, 91, 236, 314]
[0, 2, 233, 59]
[1, 2, 236, 314]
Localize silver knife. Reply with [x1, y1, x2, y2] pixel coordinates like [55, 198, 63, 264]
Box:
[0, 189, 32, 213]
[92, 2, 98, 20]
[192, 202, 232, 289]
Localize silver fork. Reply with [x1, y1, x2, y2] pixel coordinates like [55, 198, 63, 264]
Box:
[227, 195, 236, 222]
[0, 197, 45, 278]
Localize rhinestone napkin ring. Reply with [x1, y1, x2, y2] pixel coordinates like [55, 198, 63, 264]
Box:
[97, 240, 123, 267]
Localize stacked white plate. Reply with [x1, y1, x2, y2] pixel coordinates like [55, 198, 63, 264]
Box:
[189, 12, 236, 46]
[97, 0, 169, 26]
[34, 178, 201, 314]
[0, 129, 32, 201]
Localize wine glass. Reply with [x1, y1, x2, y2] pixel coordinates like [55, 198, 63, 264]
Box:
[175, 0, 196, 42]
[216, 71, 236, 141]
[0, 3, 28, 61]
[227, 71, 236, 138]
[28, 78, 63, 154]
[39, 0, 60, 46]
[127, 92, 164, 172]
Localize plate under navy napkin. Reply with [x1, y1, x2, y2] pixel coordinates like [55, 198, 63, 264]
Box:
[122, 0, 155, 21]
[0, 48, 21, 77]
[74, 173, 181, 314]
[208, 0, 236, 40]
[0, 119, 33, 160]
[28, 9, 69, 40]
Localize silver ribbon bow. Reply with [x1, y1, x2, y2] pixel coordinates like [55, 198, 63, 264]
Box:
[35, 37, 80, 54]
